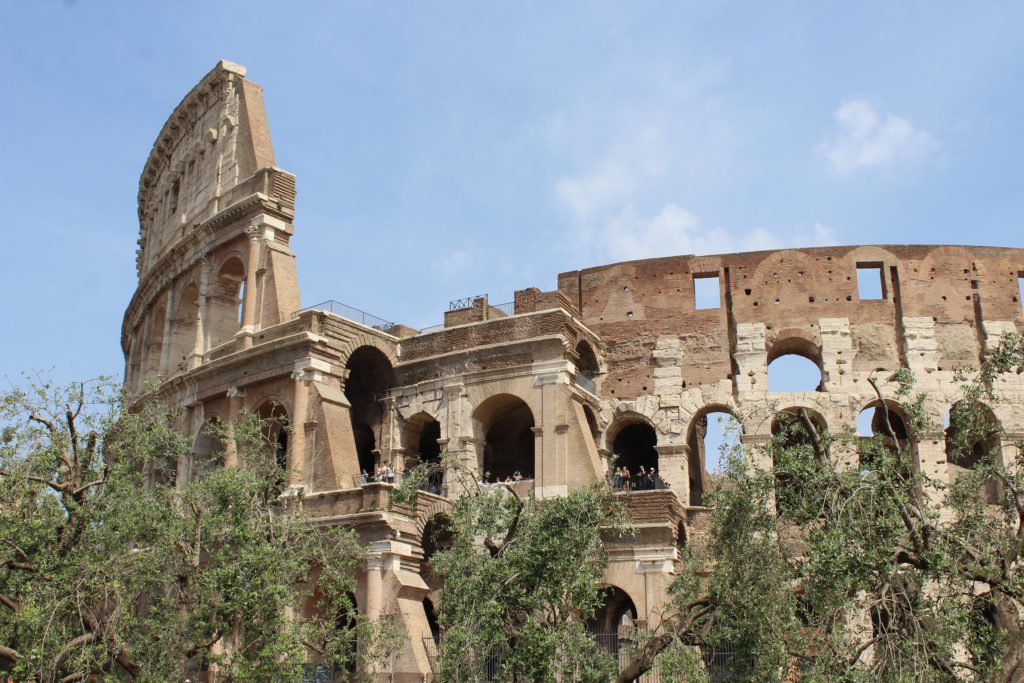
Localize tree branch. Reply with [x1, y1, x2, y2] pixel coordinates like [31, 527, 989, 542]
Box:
[50, 633, 98, 678]
[0, 644, 22, 664]
[797, 408, 827, 463]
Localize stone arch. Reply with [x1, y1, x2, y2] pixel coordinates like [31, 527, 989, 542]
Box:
[607, 414, 659, 488]
[207, 255, 246, 348]
[686, 404, 743, 505]
[767, 333, 823, 392]
[945, 400, 1002, 504]
[857, 398, 914, 471]
[771, 407, 828, 514]
[750, 248, 833, 314]
[346, 345, 396, 475]
[574, 338, 602, 394]
[144, 305, 167, 378]
[472, 393, 536, 481]
[167, 281, 200, 373]
[587, 585, 640, 644]
[254, 400, 290, 482]
[403, 410, 444, 493]
[191, 414, 225, 481]
[336, 331, 400, 370]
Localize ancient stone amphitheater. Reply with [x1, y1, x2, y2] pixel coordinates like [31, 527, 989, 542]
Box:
[121, 61, 1024, 680]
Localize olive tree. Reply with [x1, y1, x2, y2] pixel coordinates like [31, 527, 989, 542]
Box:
[0, 376, 381, 682]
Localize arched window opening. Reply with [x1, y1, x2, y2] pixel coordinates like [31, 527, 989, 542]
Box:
[771, 409, 827, 515]
[686, 409, 742, 506]
[945, 402, 1001, 505]
[256, 402, 290, 487]
[575, 340, 600, 394]
[767, 339, 823, 393]
[612, 422, 660, 490]
[857, 401, 910, 469]
[334, 592, 359, 675]
[144, 306, 167, 378]
[474, 394, 535, 482]
[168, 283, 200, 374]
[208, 257, 246, 349]
[191, 417, 225, 482]
[767, 353, 823, 392]
[345, 347, 396, 480]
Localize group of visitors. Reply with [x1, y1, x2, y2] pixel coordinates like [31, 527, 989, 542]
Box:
[479, 470, 525, 485]
[360, 464, 397, 484]
[611, 465, 661, 491]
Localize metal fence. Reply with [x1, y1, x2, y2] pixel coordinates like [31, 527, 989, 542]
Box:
[299, 300, 398, 335]
[449, 295, 486, 311]
[491, 300, 515, 316]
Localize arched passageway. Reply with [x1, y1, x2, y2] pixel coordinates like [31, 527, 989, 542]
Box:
[208, 257, 245, 348]
[945, 401, 1001, 505]
[611, 422, 659, 490]
[771, 408, 828, 515]
[255, 402, 290, 490]
[474, 394, 535, 482]
[345, 346, 396, 476]
[687, 409, 742, 506]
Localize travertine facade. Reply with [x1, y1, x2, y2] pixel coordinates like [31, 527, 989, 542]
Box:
[122, 63, 1024, 680]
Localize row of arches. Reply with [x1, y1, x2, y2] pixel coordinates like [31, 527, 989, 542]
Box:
[130, 255, 249, 388]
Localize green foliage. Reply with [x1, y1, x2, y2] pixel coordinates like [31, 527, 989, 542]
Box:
[0, 376, 377, 682]
[398, 458, 630, 682]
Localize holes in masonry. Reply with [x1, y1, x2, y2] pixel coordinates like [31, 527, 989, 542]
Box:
[694, 273, 721, 310]
[856, 263, 885, 300]
[627, 311, 634, 319]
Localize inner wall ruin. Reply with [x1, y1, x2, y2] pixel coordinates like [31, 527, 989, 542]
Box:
[122, 62, 1024, 680]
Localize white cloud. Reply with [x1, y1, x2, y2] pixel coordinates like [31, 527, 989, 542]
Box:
[818, 100, 938, 174]
[553, 125, 666, 222]
[592, 204, 836, 260]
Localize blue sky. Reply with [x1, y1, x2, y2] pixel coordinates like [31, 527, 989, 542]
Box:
[2, 1, 1023, 383]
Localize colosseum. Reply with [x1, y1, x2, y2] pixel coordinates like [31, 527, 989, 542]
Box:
[121, 62, 1024, 680]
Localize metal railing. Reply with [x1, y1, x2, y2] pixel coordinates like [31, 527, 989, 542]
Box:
[576, 372, 598, 395]
[449, 295, 485, 311]
[418, 323, 445, 334]
[491, 300, 514, 316]
[299, 300, 398, 335]
[611, 473, 669, 491]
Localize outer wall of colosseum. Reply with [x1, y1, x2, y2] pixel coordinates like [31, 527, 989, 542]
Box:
[123, 62, 1024, 680]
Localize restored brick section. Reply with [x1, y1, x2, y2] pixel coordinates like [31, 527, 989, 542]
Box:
[514, 287, 579, 316]
[402, 309, 574, 362]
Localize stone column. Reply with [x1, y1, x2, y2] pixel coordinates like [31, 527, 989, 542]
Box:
[188, 260, 212, 369]
[224, 387, 245, 468]
[158, 287, 174, 376]
[655, 443, 688, 504]
[289, 375, 310, 489]
[364, 552, 385, 620]
[240, 222, 263, 348]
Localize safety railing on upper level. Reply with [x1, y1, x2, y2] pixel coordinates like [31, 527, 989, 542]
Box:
[491, 300, 515, 316]
[576, 373, 598, 395]
[299, 300, 398, 336]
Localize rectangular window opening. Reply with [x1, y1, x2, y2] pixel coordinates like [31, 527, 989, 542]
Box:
[694, 273, 721, 310]
[1018, 273, 1024, 317]
[856, 263, 885, 300]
